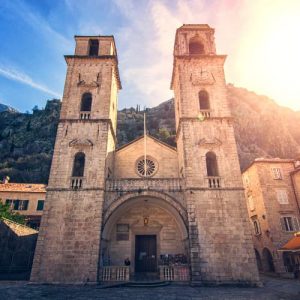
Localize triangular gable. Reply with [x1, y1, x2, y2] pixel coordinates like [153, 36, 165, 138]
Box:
[116, 134, 177, 153]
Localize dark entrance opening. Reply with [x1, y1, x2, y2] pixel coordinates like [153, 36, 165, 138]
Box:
[262, 248, 275, 272]
[135, 235, 157, 273]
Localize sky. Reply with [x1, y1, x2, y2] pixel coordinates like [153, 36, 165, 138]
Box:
[0, 0, 299, 112]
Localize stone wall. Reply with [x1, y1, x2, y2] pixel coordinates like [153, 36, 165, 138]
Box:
[243, 161, 300, 274]
[0, 218, 38, 280]
[114, 136, 179, 179]
[172, 25, 260, 285]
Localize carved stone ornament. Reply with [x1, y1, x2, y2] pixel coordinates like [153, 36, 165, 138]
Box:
[77, 72, 102, 88]
[198, 138, 222, 147]
[69, 138, 94, 147]
[191, 69, 215, 85]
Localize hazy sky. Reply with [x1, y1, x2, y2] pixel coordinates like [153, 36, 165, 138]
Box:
[0, 0, 299, 112]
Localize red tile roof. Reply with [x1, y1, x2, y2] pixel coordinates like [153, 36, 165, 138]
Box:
[0, 183, 46, 193]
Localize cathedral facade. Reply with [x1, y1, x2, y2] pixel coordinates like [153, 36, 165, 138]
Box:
[30, 24, 259, 285]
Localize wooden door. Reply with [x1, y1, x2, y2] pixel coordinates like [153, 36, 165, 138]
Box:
[135, 235, 157, 272]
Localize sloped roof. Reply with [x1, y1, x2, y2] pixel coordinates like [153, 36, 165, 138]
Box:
[0, 183, 46, 193]
[116, 134, 177, 152]
[279, 232, 300, 252]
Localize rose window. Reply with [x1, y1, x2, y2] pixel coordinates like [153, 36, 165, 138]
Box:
[136, 157, 157, 177]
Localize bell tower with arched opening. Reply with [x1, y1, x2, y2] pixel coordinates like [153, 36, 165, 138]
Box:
[171, 24, 259, 284]
[30, 35, 121, 283]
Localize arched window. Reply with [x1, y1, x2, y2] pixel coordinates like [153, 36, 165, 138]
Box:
[199, 90, 210, 110]
[189, 37, 204, 55]
[89, 39, 99, 56]
[72, 152, 85, 177]
[206, 152, 219, 177]
[81, 93, 92, 112]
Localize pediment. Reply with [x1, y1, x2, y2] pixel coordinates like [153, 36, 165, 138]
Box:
[69, 138, 94, 147]
[198, 138, 222, 147]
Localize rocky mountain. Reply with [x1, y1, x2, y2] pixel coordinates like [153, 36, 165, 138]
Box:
[0, 103, 17, 113]
[0, 86, 299, 183]
[227, 84, 300, 169]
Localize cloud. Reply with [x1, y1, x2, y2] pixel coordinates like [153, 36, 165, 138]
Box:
[2, 0, 72, 51]
[0, 66, 61, 98]
[112, 0, 300, 110]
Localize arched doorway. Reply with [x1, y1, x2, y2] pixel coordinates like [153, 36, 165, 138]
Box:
[101, 196, 188, 279]
[262, 248, 275, 272]
[254, 249, 263, 272]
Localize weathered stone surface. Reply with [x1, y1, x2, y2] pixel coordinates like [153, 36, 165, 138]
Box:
[31, 25, 260, 285]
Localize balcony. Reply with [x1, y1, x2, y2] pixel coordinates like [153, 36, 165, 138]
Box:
[80, 111, 91, 120]
[206, 176, 221, 188]
[71, 177, 84, 190]
[199, 109, 211, 118]
[106, 178, 182, 192]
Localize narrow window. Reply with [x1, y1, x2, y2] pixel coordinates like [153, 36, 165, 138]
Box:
[206, 151, 219, 177]
[253, 219, 261, 235]
[5, 199, 13, 208]
[277, 190, 289, 204]
[189, 37, 204, 54]
[271, 167, 282, 180]
[37, 200, 44, 211]
[81, 93, 92, 112]
[72, 152, 85, 177]
[199, 90, 210, 110]
[13, 200, 20, 210]
[248, 196, 255, 211]
[89, 39, 99, 56]
[281, 216, 299, 232]
[19, 200, 29, 211]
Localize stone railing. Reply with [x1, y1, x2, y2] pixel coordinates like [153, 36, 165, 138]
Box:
[70, 177, 84, 190]
[80, 111, 91, 120]
[199, 109, 211, 118]
[100, 266, 130, 281]
[206, 176, 221, 188]
[159, 265, 189, 281]
[106, 178, 183, 192]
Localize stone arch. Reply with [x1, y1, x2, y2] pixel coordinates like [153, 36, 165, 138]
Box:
[199, 90, 210, 110]
[262, 247, 275, 272]
[103, 191, 187, 230]
[80, 92, 92, 111]
[72, 152, 85, 177]
[254, 249, 263, 271]
[189, 36, 205, 54]
[205, 151, 219, 176]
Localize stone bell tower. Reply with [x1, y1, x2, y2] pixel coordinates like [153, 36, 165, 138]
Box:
[171, 25, 259, 285]
[31, 36, 121, 283]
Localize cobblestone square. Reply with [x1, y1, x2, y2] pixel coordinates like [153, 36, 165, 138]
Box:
[0, 276, 300, 300]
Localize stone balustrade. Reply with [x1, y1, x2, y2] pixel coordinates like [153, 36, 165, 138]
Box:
[106, 178, 183, 192]
[100, 266, 130, 282]
[70, 177, 84, 190]
[206, 176, 221, 188]
[79, 111, 91, 120]
[199, 109, 211, 118]
[159, 265, 190, 281]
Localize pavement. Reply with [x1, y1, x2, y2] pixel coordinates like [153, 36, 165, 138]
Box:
[0, 275, 300, 300]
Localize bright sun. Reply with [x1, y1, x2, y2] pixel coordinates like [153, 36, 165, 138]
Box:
[231, 1, 300, 110]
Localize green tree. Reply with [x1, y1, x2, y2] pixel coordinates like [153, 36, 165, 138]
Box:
[0, 201, 26, 224]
